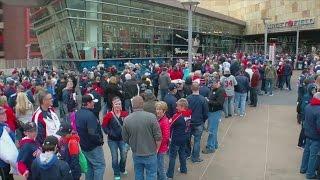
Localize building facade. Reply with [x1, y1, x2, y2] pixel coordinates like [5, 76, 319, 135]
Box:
[200, 0, 320, 54]
[31, 0, 245, 65]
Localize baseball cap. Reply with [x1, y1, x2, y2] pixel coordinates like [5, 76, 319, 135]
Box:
[82, 94, 98, 104]
[22, 122, 37, 132]
[43, 135, 58, 147]
[56, 122, 72, 136]
[0, 107, 6, 114]
[168, 83, 177, 91]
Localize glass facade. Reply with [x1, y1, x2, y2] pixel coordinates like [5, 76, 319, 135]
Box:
[31, 0, 244, 61]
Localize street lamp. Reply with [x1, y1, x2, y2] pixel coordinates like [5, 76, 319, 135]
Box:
[180, 0, 200, 71]
[262, 17, 271, 62]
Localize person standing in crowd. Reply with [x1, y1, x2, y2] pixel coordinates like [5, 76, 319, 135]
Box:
[122, 73, 138, 113]
[164, 83, 178, 118]
[0, 107, 14, 180]
[0, 95, 17, 133]
[249, 66, 260, 107]
[264, 61, 277, 96]
[277, 62, 285, 90]
[155, 101, 170, 180]
[283, 60, 293, 91]
[76, 94, 105, 180]
[17, 122, 41, 180]
[234, 70, 250, 117]
[150, 66, 160, 99]
[102, 97, 129, 180]
[57, 122, 81, 180]
[15, 92, 34, 140]
[220, 68, 237, 118]
[62, 80, 77, 119]
[186, 82, 208, 163]
[32, 91, 60, 145]
[159, 67, 171, 100]
[175, 80, 185, 100]
[143, 89, 157, 115]
[203, 78, 225, 154]
[31, 136, 73, 180]
[56, 75, 67, 118]
[105, 76, 123, 111]
[86, 83, 102, 118]
[167, 98, 191, 179]
[122, 96, 162, 180]
[300, 92, 320, 179]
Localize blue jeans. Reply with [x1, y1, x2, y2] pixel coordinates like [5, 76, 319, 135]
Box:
[132, 154, 157, 180]
[160, 89, 168, 101]
[83, 146, 106, 180]
[300, 138, 320, 178]
[223, 96, 234, 116]
[157, 153, 167, 180]
[206, 111, 222, 150]
[265, 79, 274, 95]
[234, 92, 247, 115]
[167, 143, 187, 178]
[108, 140, 129, 176]
[186, 124, 204, 161]
[124, 99, 132, 113]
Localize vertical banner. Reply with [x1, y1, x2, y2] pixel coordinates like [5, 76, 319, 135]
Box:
[269, 43, 276, 64]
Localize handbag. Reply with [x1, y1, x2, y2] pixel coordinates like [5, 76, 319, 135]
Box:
[79, 150, 88, 173]
[0, 127, 18, 174]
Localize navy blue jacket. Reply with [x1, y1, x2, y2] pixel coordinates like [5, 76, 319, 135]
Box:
[284, 64, 292, 76]
[187, 94, 209, 125]
[170, 112, 191, 145]
[200, 85, 210, 98]
[76, 108, 104, 152]
[303, 98, 320, 141]
[235, 75, 250, 93]
[164, 93, 177, 118]
[31, 153, 73, 180]
[17, 138, 40, 180]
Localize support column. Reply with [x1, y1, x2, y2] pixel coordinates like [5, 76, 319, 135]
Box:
[295, 27, 300, 69]
[188, 5, 193, 71]
[85, 2, 98, 60]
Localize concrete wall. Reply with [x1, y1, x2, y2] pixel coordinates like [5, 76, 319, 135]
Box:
[3, 4, 27, 60]
[200, 0, 320, 35]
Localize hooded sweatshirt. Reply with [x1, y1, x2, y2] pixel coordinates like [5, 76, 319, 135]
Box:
[303, 98, 320, 141]
[31, 152, 73, 180]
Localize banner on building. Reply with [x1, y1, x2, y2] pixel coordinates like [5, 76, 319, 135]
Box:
[269, 43, 276, 64]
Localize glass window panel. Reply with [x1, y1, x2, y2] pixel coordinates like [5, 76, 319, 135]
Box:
[118, 0, 130, 6]
[102, 4, 117, 14]
[67, 0, 85, 9]
[102, 0, 117, 4]
[131, 1, 143, 9]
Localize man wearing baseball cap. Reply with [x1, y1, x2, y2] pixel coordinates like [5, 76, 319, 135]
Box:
[76, 94, 105, 180]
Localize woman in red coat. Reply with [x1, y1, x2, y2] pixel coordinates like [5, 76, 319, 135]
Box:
[155, 101, 170, 180]
[0, 96, 17, 132]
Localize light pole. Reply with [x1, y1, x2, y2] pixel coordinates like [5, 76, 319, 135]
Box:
[262, 17, 271, 62]
[181, 0, 200, 71]
[295, 25, 300, 69]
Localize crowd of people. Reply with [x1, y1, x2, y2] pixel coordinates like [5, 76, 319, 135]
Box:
[296, 60, 320, 179]
[0, 51, 315, 180]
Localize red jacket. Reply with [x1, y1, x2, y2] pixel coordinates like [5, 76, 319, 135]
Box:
[170, 70, 183, 80]
[2, 104, 17, 131]
[251, 71, 260, 88]
[158, 115, 170, 154]
[277, 65, 284, 76]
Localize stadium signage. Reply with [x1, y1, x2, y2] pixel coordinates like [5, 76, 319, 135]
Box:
[267, 18, 315, 29]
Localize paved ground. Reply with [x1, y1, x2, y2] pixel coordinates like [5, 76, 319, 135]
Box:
[16, 71, 305, 180]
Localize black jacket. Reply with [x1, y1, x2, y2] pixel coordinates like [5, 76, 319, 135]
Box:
[76, 108, 104, 152]
[122, 79, 138, 100]
[208, 87, 225, 112]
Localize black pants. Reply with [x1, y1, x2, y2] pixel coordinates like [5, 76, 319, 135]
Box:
[298, 124, 306, 148]
[0, 164, 14, 180]
[153, 85, 159, 99]
[250, 87, 258, 106]
[284, 75, 292, 90]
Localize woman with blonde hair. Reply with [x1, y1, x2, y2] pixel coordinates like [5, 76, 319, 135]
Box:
[15, 92, 34, 124]
[15, 92, 34, 140]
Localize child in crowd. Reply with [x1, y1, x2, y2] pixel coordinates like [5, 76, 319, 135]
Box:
[57, 122, 81, 180]
[31, 136, 73, 180]
[17, 122, 41, 180]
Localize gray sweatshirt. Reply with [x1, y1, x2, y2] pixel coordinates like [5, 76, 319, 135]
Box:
[220, 75, 238, 97]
